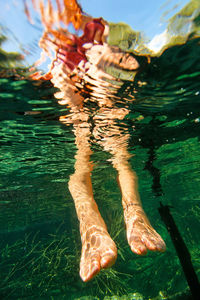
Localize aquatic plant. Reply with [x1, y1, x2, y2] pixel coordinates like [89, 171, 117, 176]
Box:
[91, 267, 132, 297]
[0, 225, 81, 298]
[0, 219, 133, 299]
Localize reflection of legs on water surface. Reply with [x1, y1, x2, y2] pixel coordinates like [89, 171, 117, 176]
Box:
[68, 124, 117, 282]
[94, 121, 166, 256]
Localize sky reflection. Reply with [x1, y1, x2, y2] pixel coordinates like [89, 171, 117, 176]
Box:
[0, 0, 189, 68]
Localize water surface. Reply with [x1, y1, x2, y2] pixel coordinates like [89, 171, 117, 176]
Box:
[0, 1, 200, 299]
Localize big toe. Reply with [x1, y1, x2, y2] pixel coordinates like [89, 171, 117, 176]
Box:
[129, 236, 148, 255]
[80, 255, 101, 282]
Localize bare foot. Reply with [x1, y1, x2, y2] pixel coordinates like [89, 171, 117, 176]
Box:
[79, 224, 117, 282]
[123, 203, 166, 255]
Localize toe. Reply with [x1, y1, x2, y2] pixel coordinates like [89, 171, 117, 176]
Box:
[100, 250, 117, 269]
[80, 262, 100, 282]
[143, 237, 157, 251]
[129, 236, 148, 255]
[80, 255, 101, 282]
[142, 232, 166, 253]
[131, 243, 148, 255]
[156, 239, 166, 252]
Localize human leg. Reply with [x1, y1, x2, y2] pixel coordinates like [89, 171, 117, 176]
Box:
[94, 120, 166, 256]
[68, 124, 117, 282]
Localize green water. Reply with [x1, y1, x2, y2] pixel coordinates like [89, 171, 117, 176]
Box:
[0, 38, 200, 299]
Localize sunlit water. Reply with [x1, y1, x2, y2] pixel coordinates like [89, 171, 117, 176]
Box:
[0, 1, 200, 299]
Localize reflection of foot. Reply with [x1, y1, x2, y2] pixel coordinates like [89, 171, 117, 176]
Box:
[80, 224, 117, 282]
[124, 203, 166, 255]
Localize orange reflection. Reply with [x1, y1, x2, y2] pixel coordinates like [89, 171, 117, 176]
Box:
[28, 0, 166, 282]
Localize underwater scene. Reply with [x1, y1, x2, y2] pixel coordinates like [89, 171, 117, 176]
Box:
[0, 0, 200, 299]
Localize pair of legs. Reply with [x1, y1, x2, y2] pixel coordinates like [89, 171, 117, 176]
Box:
[68, 115, 166, 282]
[31, 0, 166, 282]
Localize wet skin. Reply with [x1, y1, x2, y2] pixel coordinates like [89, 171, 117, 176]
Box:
[60, 102, 166, 282]
[48, 18, 166, 282]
